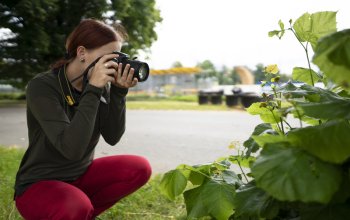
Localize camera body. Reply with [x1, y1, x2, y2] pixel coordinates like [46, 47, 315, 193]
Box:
[110, 51, 149, 82]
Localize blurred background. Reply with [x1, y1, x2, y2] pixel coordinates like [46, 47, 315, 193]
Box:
[1, 0, 349, 98]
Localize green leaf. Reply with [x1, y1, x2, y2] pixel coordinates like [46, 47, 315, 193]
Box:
[292, 67, 320, 85]
[251, 143, 342, 203]
[234, 182, 279, 219]
[293, 12, 312, 42]
[268, 30, 280, 37]
[287, 120, 350, 164]
[247, 103, 282, 123]
[313, 29, 350, 88]
[300, 204, 350, 220]
[229, 155, 256, 168]
[278, 19, 284, 30]
[252, 134, 288, 147]
[278, 83, 341, 103]
[184, 180, 235, 220]
[177, 164, 210, 186]
[298, 98, 350, 120]
[221, 170, 243, 186]
[278, 20, 285, 39]
[293, 11, 337, 50]
[160, 169, 188, 200]
[243, 123, 272, 156]
[183, 186, 207, 219]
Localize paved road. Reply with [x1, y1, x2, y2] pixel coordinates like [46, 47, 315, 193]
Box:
[0, 107, 262, 173]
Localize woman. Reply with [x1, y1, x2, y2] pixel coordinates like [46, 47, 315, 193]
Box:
[14, 19, 152, 220]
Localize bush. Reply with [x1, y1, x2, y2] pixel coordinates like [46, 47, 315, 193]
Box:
[160, 11, 350, 220]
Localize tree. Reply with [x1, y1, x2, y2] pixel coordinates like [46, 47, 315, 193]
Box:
[0, 0, 162, 88]
[171, 61, 183, 68]
[196, 60, 217, 78]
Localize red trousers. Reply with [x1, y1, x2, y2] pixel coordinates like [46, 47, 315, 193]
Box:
[15, 155, 152, 220]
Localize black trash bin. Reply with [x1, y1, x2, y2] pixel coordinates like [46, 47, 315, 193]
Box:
[240, 93, 262, 108]
[210, 90, 223, 105]
[225, 95, 240, 107]
[198, 90, 210, 105]
[225, 87, 242, 107]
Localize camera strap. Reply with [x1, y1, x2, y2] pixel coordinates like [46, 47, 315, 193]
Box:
[58, 58, 110, 106]
[58, 64, 77, 106]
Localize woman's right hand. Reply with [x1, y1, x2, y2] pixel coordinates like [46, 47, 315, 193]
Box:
[88, 54, 119, 88]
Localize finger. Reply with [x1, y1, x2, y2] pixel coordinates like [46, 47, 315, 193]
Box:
[97, 54, 118, 65]
[117, 63, 123, 79]
[126, 68, 135, 83]
[131, 78, 138, 87]
[121, 64, 130, 81]
[104, 61, 118, 70]
[105, 68, 117, 76]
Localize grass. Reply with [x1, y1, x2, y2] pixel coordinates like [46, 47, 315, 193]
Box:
[0, 146, 187, 220]
[126, 100, 238, 111]
[0, 147, 23, 220]
[0, 100, 26, 108]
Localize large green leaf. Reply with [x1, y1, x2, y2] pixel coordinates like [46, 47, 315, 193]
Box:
[251, 144, 342, 203]
[184, 180, 235, 220]
[293, 11, 337, 50]
[279, 83, 340, 102]
[287, 120, 350, 164]
[247, 103, 282, 124]
[313, 29, 350, 88]
[160, 169, 188, 200]
[183, 186, 207, 219]
[292, 67, 320, 85]
[300, 204, 350, 220]
[233, 182, 279, 219]
[298, 98, 350, 120]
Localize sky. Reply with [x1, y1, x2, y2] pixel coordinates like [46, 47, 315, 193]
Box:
[141, 0, 350, 74]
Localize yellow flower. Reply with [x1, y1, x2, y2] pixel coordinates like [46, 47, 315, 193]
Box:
[265, 64, 279, 74]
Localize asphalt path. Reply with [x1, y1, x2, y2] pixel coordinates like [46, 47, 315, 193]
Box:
[0, 107, 262, 173]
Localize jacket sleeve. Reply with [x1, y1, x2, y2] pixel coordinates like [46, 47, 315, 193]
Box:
[27, 78, 103, 161]
[99, 85, 128, 145]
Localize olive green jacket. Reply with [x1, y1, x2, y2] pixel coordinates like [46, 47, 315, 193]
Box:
[14, 70, 127, 197]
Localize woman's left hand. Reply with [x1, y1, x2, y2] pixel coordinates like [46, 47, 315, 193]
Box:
[108, 62, 138, 88]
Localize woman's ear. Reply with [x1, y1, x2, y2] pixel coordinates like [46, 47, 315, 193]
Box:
[76, 46, 86, 63]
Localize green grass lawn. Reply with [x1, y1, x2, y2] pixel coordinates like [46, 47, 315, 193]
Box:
[126, 100, 238, 111]
[0, 147, 187, 220]
[0, 98, 241, 111]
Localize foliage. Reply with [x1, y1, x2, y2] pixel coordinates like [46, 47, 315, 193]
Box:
[0, 0, 162, 88]
[160, 11, 350, 220]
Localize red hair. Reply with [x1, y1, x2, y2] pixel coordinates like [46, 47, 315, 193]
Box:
[51, 19, 127, 69]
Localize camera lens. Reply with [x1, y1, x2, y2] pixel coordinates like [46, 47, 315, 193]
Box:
[138, 63, 149, 82]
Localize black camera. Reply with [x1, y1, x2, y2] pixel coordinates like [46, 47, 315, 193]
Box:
[110, 51, 149, 82]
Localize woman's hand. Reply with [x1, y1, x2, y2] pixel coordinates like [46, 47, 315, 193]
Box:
[111, 62, 138, 88]
[89, 54, 119, 88]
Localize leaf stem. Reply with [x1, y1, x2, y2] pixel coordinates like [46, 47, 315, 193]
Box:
[289, 27, 315, 86]
[182, 167, 211, 179]
[283, 119, 293, 129]
[235, 159, 249, 183]
[280, 117, 285, 134]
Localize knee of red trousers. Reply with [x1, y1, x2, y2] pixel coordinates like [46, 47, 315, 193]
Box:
[53, 199, 94, 220]
[133, 155, 152, 186]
